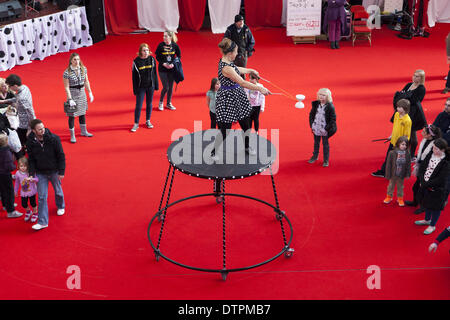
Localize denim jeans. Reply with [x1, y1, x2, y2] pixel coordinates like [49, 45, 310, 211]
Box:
[159, 71, 174, 105]
[37, 172, 65, 226]
[313, 134, 329, 161]
[135, 87, 154, 123]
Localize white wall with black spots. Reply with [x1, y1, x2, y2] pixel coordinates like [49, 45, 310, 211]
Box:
[0, 6, 92, 71]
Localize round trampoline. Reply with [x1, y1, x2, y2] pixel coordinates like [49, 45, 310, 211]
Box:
[147, 130, 294, 280]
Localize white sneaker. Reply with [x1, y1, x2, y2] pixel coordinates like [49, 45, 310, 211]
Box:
[131, 124, 139, 132]
[57, 208, 65, 216]
[415, 219, 431, 226]
[146, 121, 154, 129]
[166, 103, 176, 110]
[158, 102, 164, 111]
[32, 223, 48, 231]
[7, 211, 23, 218]
[424, 226, 436, 235]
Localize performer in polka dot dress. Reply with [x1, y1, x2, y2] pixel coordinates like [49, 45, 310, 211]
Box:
[212, 38, 270, 159]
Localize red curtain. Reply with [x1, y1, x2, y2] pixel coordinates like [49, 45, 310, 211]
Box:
[178, 0, 206, 31]
[245, 0, 283, 27]
[104, 0, 141, 35]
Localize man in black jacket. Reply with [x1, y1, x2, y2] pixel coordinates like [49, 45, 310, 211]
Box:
[224, 14, 255, 72]
[26, 119, 66, 231]
[433, 98, 450, 145]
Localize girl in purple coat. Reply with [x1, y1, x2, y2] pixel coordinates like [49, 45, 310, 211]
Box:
[323, 0, 347, 49]
[14, 157, 38, 222]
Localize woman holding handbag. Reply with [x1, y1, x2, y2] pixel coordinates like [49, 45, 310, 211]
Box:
[63, 53, 94, 143]
[155, 31, 181, 111]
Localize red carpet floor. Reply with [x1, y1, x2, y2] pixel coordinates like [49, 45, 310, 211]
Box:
[0, 24, 449, 300]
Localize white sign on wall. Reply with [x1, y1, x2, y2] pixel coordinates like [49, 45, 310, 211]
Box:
[286, 0, 322, 36]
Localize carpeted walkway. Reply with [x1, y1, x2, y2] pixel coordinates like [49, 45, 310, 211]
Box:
[0, 23, 449, 300]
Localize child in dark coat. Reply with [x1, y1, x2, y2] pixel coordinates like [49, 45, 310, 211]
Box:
[384, 136, 411, 206]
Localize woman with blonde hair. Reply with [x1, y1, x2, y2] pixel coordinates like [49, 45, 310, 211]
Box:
[0, 78, 16, 110]
[155, 30, 181, 111]
[393, 69, 427, 157]
[308, 88, 337, 167]
[131, 43, 159, 132]
[63, 52, 94, 143]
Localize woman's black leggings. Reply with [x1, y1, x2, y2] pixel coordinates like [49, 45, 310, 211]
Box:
[213, 117, 251, 153]
[68, 115, 86, 129]
[250, 106, 261, 132]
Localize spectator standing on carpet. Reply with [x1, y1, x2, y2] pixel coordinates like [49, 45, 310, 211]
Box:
[433, 98, 450, 145]
[211, 38, 269, 160]
[323, 0, 347, 49]
[26, 119, 65, 231]
[5, 74, 35, 148]
[131, 43, 159, 132]
[383, 136, 411, 206]
[63, 52, 94, 144]
[224, 15, 255, 72]
[372, 99, 412, 177]
[405, 125, 442, 214]
[206, 77, 220, 129]
[392, 70, 427, 157]
[308, 88, 337, 167]
[0, 78, 16, 111]
[14, 157, 38, 223]
[433, 98, 450, 203]
[414, 138, 449, 235]
[155, 31, 181, 111]
[428, 226, 450, 253]
[245, 74, 266, 134]
[442, 32, 450, 94]
[0, 133, 22, 219]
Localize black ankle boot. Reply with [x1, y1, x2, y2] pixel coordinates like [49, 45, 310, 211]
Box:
[330, 41, 336, 49]
[335, 41, 340, 49]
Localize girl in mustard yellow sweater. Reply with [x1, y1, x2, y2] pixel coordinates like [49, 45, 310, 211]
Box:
[372, 99, 412, 177]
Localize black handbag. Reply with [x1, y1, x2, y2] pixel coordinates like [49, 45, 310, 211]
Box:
[64, 100, 77, 113]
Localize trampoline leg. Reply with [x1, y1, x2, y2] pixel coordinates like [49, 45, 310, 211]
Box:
[284, 247, 295, 258]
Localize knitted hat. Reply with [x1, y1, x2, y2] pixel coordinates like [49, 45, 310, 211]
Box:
[235, 14, 244, 23]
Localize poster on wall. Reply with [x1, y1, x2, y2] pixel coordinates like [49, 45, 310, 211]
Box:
[286, 0, 322, 36]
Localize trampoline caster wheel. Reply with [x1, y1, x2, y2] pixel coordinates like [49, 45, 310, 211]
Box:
[216, 196, 223, 204]
[275, 210, 285, 221]
[155, 251, 160, 262]
[221, 271, 228, 281]
[284, 248, 294, 258]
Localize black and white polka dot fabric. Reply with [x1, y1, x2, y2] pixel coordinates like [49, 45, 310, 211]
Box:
[0, 7, 92, 71]
[215, 59, 252, 123]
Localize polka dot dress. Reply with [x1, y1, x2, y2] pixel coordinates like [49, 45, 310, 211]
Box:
[215, 59, 251, 123]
